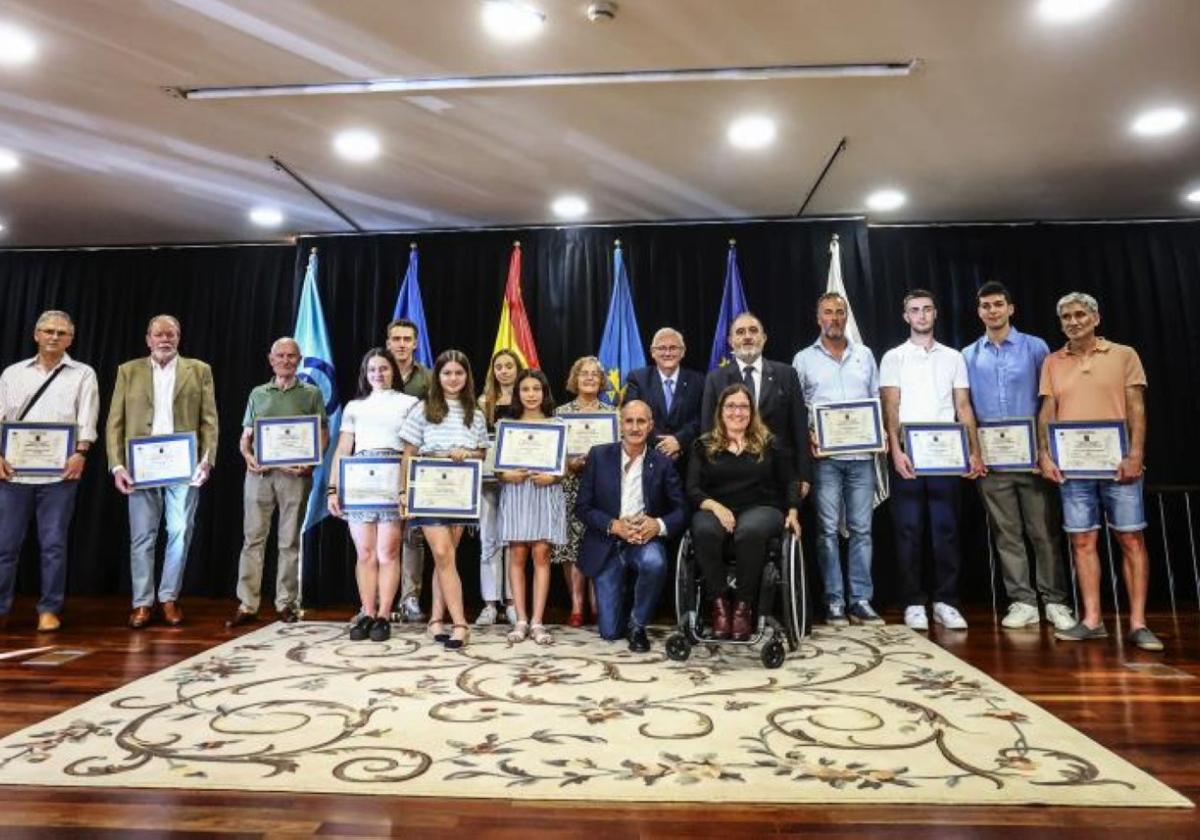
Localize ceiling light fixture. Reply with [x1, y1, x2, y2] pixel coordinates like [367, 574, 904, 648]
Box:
[551, 194, 588, 219]
[0, 22, 36, 65]
[1185, 188, 1200, 205]
[248, 207, 284, 227]
[0, 149, 19, 173]
[333, 129, 381, 162]
[866, 189, 906, 212]
[1036, 0, 1112, 24]
[1130, 106, 1188, 137]
[482, 1, 546, 42]
[727, 115, 777, 150]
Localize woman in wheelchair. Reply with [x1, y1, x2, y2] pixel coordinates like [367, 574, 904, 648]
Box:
[686, 383, 801, 640]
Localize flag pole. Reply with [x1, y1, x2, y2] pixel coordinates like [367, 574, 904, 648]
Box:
[298, 246, 316, 619]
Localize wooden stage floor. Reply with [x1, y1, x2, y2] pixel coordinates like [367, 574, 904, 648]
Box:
[1, 597, 1197, 838]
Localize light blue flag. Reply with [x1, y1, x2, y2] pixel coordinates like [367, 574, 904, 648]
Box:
[707, 242, 750, 370]
[294, 250, 342, 532]
[392, 244, 434, 368]
[597, 242, 646, 405]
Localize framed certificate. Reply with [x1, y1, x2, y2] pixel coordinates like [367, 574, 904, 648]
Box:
[481, 433, 497, 481]
[562, 412, 618, 456]
[254, 414, 322, 467]
[0, 421, 76, 475]
[406, 457, 482, 519]
[1049, 421, 1128, 478]
[978, 418, 1037, 471]
[494, 420, 567, 475]
[339, 455, 403, 512]
[127, 433, 197, 488]
[813, 399, 885, 457]
[902, 423, 969, 476]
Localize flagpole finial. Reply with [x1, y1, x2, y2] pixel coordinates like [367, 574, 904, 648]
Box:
[832, 233, 839, 242]
[309, 246, 317, 255]
[728, 238, 736, 246]
[614, 239, 621, 247]
[513, 240, 521, 247]
[409, 241, 417, 250]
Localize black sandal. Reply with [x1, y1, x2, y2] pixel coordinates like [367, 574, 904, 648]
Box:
[444, 624, 471, 650]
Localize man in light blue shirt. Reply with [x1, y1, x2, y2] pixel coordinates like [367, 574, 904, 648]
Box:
[963, 281, 1072, 632]
[793, 293, 883, 626]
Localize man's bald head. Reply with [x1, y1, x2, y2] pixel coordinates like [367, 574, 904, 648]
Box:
[620, 399, 654, 452]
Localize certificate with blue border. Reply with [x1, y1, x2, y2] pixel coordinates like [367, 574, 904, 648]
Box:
[562, 412, 618, 455]
[339, 455, 403, 512]
[978, 418, 1036, 471]
[254, 414, 321, 467]
[0, 421, 76, 475]
[494, 419, 567, 475]
[902, 422, 969, 476]
[127, 432, 197, 488]
[1049, 420, 1128, 478]
[406, 457, 482, 519]
[813, 399, 885, 456]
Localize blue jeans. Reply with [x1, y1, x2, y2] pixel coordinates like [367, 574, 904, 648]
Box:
[813, 458, 875, 606]
[0, 480, 78, 616]
[128, 484, 199, 607]
[1060, 477, 1146, 533]
[592, 540, 667, 640]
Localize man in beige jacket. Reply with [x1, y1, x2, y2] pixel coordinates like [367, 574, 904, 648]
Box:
[106, 315, 218, 628]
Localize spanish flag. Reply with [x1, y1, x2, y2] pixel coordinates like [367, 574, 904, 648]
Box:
[492, 241, 541, 370]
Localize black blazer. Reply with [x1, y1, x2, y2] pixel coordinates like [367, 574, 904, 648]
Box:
[700, 357, 811, 483]
[624, 365, 704, 451]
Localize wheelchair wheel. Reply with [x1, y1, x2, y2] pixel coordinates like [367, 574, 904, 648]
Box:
[780, 533, 807, 650]
[665, 633, 692, 661]
[761, 636, 786, 669]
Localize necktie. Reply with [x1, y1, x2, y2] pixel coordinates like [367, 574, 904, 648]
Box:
[663, 378, 674, 413]
[742, 365, 756, 404]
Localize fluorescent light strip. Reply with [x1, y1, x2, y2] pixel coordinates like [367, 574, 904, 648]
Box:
[178, 61, 919, 100]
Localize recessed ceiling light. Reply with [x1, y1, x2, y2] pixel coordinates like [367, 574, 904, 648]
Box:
[482, 1, 546, 42]
[551, 194, 588, 219]
[866, 189, 906, 212]
[248, 207, 284, 227]
[1036, 0, 1112, 24]
[0, 149, 18, 173]
[1130, 106, 1188, 137]
[0, 222, 6, 234]
[333, 129, 381, 162]
[0, 22, 36, 65]
[727, 115, 777, 150]
[1185, 188, 1200, 205]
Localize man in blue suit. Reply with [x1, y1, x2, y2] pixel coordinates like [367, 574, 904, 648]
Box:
[576, 400, 688, 652]
[623, 328, 704, 462]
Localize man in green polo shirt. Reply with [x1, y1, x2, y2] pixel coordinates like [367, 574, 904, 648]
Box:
[227, 337, 328, 627]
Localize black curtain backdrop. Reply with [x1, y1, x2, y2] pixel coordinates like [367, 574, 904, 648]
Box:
[3, 218, 1198, 614]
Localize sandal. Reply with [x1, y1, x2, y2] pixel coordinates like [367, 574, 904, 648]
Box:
[444, 624, 471, 650]
[530, 624, 554, 646]
[426, 620, 449, 643]
[506, 620, 529, 643]
[567, 612, 584, 628]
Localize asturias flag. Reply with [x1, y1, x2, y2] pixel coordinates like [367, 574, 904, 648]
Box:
[392, 243, 434, 368]
[707, 241, 750, 370]
[597, 241, 646, 405]
[294, 249, 342, 532]
[492, 241, 541, 369]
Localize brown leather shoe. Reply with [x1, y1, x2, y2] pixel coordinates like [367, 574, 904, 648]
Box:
[709, 596, 732, 639]
[225, 609, 258, 628]
[731, 601, 754, 641]
[161, 600, 183, 626]
[129, 606, 153, 629]
[277, 606, 299, 624]
[37, 612, 61, 632]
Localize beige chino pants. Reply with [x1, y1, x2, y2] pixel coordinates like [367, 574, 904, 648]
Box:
[236, 470, 310, 613]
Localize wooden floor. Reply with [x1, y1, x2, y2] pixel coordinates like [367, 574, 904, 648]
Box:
[1, 597, 1197, 839]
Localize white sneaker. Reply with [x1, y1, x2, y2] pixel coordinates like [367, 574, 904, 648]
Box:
[504, 604, 519, 625]
[475, 604, 498, 626]
[904, 605, 929, 630]
[932, 602, 968, 630]
[1001, 602, 1040, 629]
[1044, 603, 1077, 632]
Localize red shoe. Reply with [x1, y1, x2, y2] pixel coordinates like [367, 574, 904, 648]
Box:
[567, 612, 584, 628]
[709, 597, 731, 639]
[731, 601, 754, 641]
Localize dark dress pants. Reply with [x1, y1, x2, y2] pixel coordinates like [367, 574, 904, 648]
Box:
[692, 506, 783, 604]
[889, 473, 962, 607]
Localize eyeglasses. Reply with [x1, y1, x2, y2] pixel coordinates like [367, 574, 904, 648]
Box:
[651, 345, 683, 353]
[578, 370, 604, 379]
[38, 329, 72, 337]
[722, 404, 752, 413]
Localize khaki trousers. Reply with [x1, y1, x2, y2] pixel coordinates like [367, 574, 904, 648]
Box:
[977, 472, 1067, 606]
[236, 470, 310, 613]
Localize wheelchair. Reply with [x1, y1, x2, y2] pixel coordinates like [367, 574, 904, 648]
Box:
[665, 528, 807, 669]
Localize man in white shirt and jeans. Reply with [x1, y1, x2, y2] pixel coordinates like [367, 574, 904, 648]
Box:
[0, 310, 100, 631]
[880, 290, 984, 631]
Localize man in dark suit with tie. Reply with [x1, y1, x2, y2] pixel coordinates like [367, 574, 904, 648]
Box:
[575, 400, 688, 652]
[701, 312, 812, 492]
[623, 328, 704, 462]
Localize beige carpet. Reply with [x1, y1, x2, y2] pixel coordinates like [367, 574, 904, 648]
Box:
[0, 622, 1189, 807]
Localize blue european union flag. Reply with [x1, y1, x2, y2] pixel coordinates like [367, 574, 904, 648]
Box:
[597, 242, 646, 405]
[707, 242, 750, 370]
[392, 245, 434, 368]
[294, 250, 342, 531]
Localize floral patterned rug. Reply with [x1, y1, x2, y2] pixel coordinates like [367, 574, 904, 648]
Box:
[0, 622, 1189, 807]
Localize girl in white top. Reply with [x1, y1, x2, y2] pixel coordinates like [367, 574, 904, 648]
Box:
[327, 349, 418, 643]
[399, 349, 488, 650]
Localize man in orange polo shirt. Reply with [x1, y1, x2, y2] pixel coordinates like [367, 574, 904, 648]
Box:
[1036, 292, 1160, 651]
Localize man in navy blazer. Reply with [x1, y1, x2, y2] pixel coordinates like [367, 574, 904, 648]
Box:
[623, 328, 704, 461]
[575, 400, 688, 651]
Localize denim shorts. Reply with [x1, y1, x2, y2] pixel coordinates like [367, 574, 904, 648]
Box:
[1060, 476, 1146, 533]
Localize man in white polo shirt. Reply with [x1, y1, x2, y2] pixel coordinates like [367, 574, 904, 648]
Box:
[880, 289, 984, 631]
